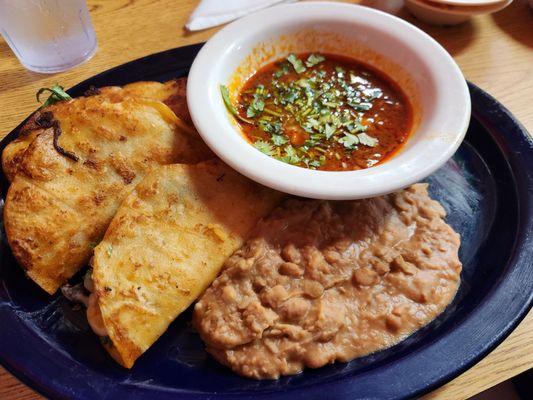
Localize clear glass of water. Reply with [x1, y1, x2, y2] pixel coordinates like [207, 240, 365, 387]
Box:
[0, 0, 97, 73]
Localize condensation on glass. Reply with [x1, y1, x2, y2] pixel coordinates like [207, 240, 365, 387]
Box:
[0, 0, 97, 73]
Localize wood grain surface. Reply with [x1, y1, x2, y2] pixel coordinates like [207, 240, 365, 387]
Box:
[0, 0, 531, 399]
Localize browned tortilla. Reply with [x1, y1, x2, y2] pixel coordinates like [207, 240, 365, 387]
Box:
[194, 184, 462, 379]
[2, 78, 205, 182]
[90, 160, 284, 368]
[3, 93, 212, 294]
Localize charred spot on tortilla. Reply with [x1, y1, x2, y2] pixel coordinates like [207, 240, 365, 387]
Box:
[50, 117, 79, 162]
[84, 86, 101, 97]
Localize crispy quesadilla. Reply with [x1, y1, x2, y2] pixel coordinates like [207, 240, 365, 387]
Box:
[4, 93, 212, 294]
[89, 160, 283, 368]
[2, 78, 203, 182]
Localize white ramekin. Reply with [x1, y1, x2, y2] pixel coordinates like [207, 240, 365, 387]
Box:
[405, 0, 513, 26]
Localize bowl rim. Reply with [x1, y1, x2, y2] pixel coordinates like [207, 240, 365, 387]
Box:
[406, 0, 513, 15]
[423, 0, 508, 6]
[187, 1, 471, 200]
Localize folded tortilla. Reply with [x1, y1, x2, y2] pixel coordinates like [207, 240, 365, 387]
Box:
[3, 94, 212, 294]
[90, 160, 283, 368]
[2, 78, 202, 182]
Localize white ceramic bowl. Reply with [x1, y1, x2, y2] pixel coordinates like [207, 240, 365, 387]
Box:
[187, 2, 470, 200]
[429, 0, 505, 6]
[405, 0, 513, 26]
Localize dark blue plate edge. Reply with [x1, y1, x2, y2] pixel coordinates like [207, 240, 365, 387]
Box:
[0, 45, 530, 400]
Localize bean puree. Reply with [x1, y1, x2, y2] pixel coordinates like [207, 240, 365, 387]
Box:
[194, 184, 462, 379]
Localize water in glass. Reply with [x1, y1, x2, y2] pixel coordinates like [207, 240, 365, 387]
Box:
[0, 0, 97, 73]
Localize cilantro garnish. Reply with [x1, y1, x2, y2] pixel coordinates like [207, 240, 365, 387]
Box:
[274, 62, 291, 78]
[36, 84, 72, 109]
[324, 123, 335, 139]
[335, 66, 345, 78]
[339, 132, 360, 149]
[348, 101, 372, 111]
[364, 88, 383, 101]
[253, 140, 275, 156]
[279, 145, 301, 164]
[259, 120, 282, 135]
[308, 159, 322, 168]
[229, 53, 392, 170]
[220, 85, 254, 124]
[305, 53, 325, 68]
[286, 53, 306, 74]
[246, 93, 265, 118]
[357, 132, 379, 147]
[271, 134, 288, 146]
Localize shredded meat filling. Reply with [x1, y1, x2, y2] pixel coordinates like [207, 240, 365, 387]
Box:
[62, 270, 108, 338]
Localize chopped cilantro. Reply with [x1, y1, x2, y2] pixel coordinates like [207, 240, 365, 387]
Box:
[263, 108, 283, 117]
[339, 132, 360, 149]
[364, 88, 383, 101]
[324, 123, 335, 139]
[346, 122, 366, 134]
[254, 140, 275, 156]
[305, 53, 325, 68]
[246, 93, 265, 118]
[271, 134, 288, 146]
[296, 78, 310, 88]
[335, 66, 345, 78]
[308, 159, 323, 168]
[280, 86, 299, 104]
[229, 54, 394, 170]
[279, 145, 301, 164]
[348, 99, 372, 111]
[36, 84, 72, 109]
[255, 84, 266, 95]
[276, 61, 291, 75]
[286, 53, 306, 74]
[259, 120, 282, 135]
[355, 123, 367, 132]
[357, 132, 379, 147]
[220, 85, 254, 124]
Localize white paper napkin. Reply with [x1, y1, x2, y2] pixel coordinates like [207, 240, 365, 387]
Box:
[186, 0, 297, 31]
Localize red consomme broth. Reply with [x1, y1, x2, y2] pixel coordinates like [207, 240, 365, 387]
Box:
[235, 53, 413, 171]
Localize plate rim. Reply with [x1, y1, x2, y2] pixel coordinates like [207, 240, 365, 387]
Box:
[0, 44, 531, 400]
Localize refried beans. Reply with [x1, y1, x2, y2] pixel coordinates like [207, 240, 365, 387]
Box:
[193, 184, 462, 379]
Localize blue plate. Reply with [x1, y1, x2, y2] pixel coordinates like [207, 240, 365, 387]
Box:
[0, 44, 532, 400]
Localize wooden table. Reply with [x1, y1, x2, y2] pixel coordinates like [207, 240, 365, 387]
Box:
[0, 0, 531, 399]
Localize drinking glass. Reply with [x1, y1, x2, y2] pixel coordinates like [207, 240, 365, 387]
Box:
[0, 0, 97, 73]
